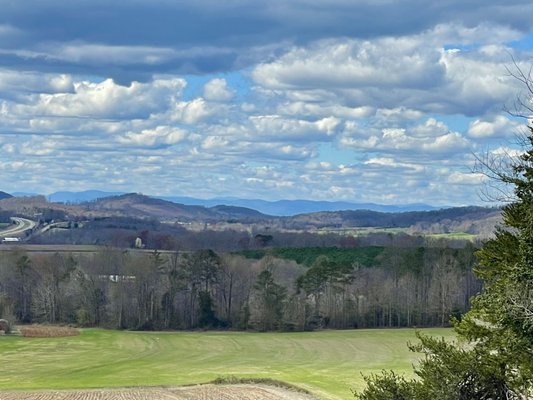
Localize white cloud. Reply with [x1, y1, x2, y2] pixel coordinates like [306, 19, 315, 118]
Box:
[249, 115, 340, 141]
[252, 26, 528, 116]
[0, 70, 75, 97]
[49, 74, 75, 92]
[374, 107, 423, 122]
[118, 126, 188, 147]
[431, 23, 522, 47]
[364, 157, 424, 173]
[428, 131, 470, 152]
[252, 37, 445, 90]
[0, 12, 531, 206]
[9, 77, 186, 119]
[340, 119, 471, 158]
[467, 115, 521, 138]
[54, 43, 178, 65]
[203, 78, 235, 101]
[490, 146, 525, 158]
[201, 135, 230, 150]
[171, 98, 212, 124]
[283, 102, 374, 119]
[447, 171, 486, 185]
[411, 118, 450, 137]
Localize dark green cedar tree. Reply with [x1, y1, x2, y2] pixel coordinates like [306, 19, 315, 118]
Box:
[356, 93, 533, 400]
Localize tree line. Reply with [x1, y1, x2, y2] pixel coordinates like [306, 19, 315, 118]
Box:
[0, 244, 480, 331]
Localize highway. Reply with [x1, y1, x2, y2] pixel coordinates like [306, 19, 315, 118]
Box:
[0, 217, 37, 238]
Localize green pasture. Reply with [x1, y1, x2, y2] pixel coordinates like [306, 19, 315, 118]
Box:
[0, 328, 454, 399]
[317, 227, 406, 236]
[317, 227, 477, 241]
[426, 232, 477, 240]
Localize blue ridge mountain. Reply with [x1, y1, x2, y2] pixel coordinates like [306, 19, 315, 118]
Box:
[44, 190, 439, 216]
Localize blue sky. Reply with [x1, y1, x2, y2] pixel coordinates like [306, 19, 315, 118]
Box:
[0, 0, 533, 205]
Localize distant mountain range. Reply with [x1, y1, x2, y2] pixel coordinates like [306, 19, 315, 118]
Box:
[0, 191, 502, 237]
[31, 190, 441, 216]
[160, 196, 441, 216]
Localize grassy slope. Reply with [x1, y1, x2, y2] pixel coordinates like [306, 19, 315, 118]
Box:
[0, 328, 453, 399]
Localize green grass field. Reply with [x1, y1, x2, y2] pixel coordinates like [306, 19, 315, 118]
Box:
[426, 232, 477, 240]
[0, 328, 454, 399]
[315, 227, 478, 242]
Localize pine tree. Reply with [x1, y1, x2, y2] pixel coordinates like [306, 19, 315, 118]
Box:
[356, 120, 533, 399]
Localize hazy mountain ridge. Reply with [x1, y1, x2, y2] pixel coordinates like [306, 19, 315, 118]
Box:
[163, 197, 440, 216]
[43, 190, 439, 215]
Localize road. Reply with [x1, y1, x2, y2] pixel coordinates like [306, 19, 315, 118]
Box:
[0, 217, 37, 238]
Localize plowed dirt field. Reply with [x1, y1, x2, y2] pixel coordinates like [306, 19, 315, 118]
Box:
[0, 384, 318, 400]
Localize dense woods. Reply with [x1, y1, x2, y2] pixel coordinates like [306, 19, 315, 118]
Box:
[0, 244, 480, 331]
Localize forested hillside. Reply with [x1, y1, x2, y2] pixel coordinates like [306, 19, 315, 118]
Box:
[0, 191, 12, 201]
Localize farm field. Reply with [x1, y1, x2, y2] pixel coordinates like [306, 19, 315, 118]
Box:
[0, 328, 454, 399]
[0, 384, 317, 400]
[317, 227, 478, 241]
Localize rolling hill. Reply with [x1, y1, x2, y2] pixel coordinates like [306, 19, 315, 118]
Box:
[283, 206, 501, 236]
[83, 193, 273, 222]
[0, 191, 502, 239]
[0, 191, 13, 200]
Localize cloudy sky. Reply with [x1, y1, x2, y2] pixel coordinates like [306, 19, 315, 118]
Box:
[1, 0, 533, 205]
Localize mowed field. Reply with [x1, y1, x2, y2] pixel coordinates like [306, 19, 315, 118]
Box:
[0, 328, 454, 399]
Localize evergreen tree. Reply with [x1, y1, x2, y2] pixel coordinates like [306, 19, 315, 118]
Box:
[253, 269, 287, 331]
[356, 125, 533, 398]
[198, 290, 219, 328]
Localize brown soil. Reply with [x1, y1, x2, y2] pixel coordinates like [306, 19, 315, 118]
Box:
[0, 384, 319, 400]
[17, 325, 80, 337]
